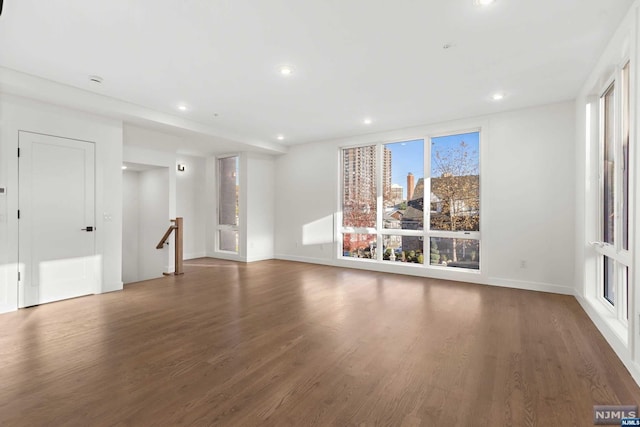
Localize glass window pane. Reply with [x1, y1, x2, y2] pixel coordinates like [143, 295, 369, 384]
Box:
[430, 132, 480, 232]
[219, 230, 238, 253]
[383, 140, 424, 231]
[625, 266, 629, 319]
[382, 235, 424, 263]
[603, 256, 615, 305]
[603, 84, 615, 244]
[622, 63, 630, 250]
[430, 237, 479, 270]
[219, 156, 239, 226]
[342, 233, 376, 259]
[342, 146, 377, 228]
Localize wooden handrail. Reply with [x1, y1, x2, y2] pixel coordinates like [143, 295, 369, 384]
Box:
[156, 224, 177, 249]
[156, 217, 184, 276]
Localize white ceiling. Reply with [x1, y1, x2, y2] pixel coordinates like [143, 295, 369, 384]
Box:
[0, 0, 634, 152]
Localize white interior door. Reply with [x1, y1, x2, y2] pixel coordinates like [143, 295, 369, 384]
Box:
[18, 132, 97, 307]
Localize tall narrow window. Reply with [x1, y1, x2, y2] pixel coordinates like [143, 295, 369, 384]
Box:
[383, 140, 424, 229]
[218, 156, 239, 253]
[622, 62, 630, 250]
[593, 62, 633, 321]
[342, 146, 377, 258]
[429, 132, 480, 269]
[602, 84, 615, 245]
[382, 140, 424, 263]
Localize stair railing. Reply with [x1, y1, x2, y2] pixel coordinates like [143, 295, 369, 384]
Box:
[156, 217, 184, 275]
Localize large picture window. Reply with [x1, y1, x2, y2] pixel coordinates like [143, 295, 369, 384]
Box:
[340, 131, 481, 271]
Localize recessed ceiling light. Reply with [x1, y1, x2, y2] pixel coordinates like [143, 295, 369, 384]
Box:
[280, 66, 293, 76]
[277, 135, 284, 141]
[121, 165, 127, 170]
[89, 75, 103, 84]
[178, 104, 188, 111]
[474, 0, 495, 6]
[363, 118, 372, 125]
[492, 92, 505, 101]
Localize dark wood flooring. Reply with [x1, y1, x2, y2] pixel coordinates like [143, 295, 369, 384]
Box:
[1, 258, 639, 426]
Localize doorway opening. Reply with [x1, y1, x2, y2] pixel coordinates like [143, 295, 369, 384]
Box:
[122, 163, 170, 284]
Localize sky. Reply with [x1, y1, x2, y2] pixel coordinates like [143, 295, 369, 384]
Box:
[385, 132, 479, 198]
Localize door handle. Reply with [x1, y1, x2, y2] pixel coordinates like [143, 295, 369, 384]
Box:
[81, 226, 94, 232]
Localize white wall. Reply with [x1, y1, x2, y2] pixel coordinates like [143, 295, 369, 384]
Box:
[246, 152, 276, 261]
[274, 101, 576, 294]
[0, 94, 123, 313]
[176, 154, 207, 260]
[274, 142, 337, 261]
[485, 104, 575, 290]
[122, 170, 140, 283]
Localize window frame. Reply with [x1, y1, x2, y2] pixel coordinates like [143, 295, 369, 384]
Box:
[337, 127, 483, 273]
[216, 154, 240, 255]
[594, 60, 633, 325]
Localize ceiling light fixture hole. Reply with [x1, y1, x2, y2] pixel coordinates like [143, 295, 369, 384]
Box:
[280, 66, 293, 76]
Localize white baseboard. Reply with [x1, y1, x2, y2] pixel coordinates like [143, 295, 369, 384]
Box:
[275, 254, 333, 266]
[246, 254, 275, 262]
[487, 277, 574, 295]
[275, 254, 573, 295]
[0, 304, 16, 314]
[101, 281, 123, 293]
[205, 251, 246, 262]
[184, 252, 207, 261]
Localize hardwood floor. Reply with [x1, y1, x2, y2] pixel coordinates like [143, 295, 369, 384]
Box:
[1, 258, 639, 426]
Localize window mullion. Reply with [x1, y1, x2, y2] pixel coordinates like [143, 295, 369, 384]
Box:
[615, 76, 621, 254]
[424, 137, 432, 251]
[376, 144, 383, 261]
